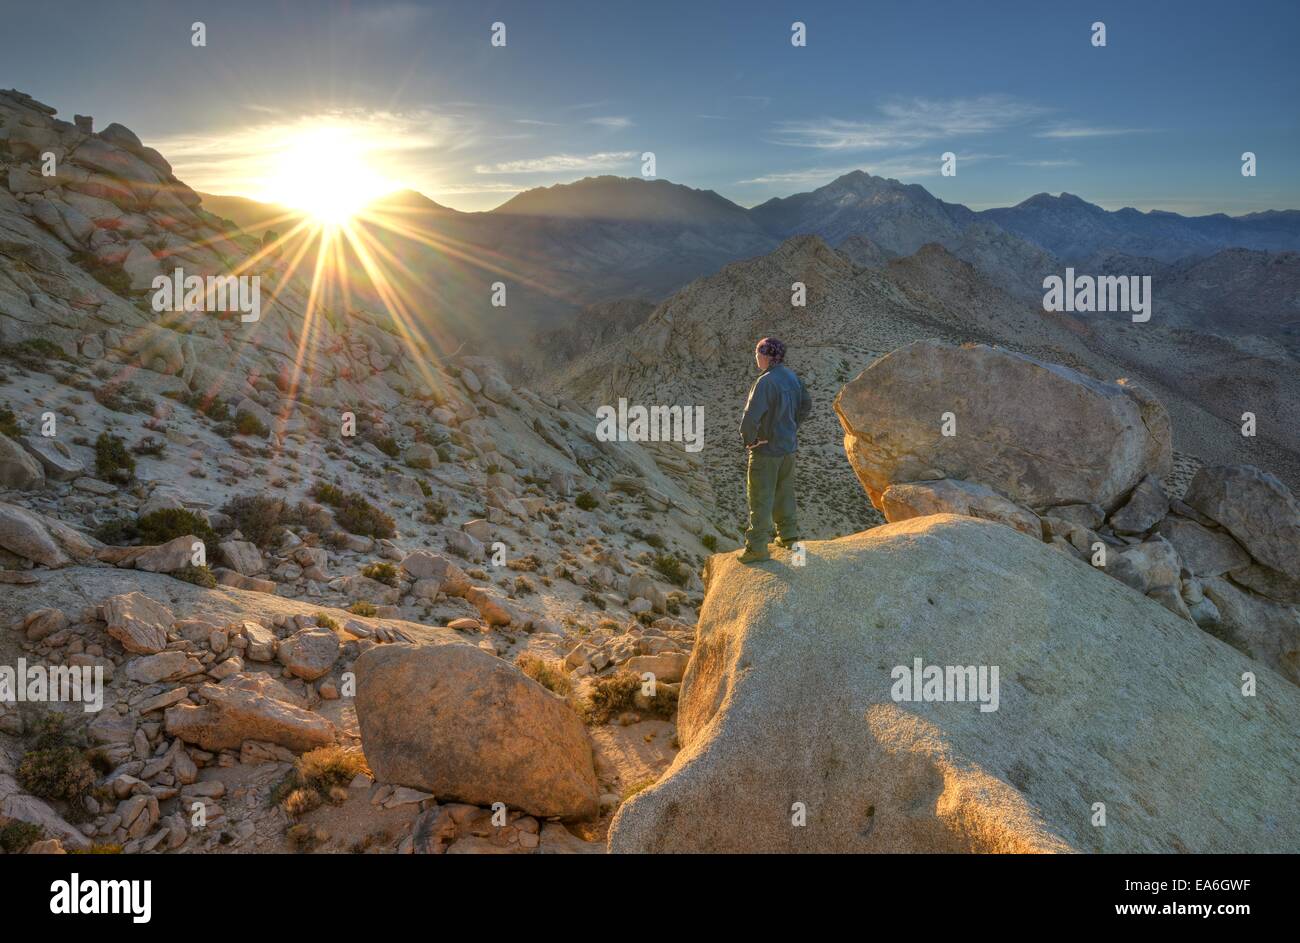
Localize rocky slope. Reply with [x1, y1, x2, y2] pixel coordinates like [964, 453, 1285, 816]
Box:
[0, 88, 716, 854]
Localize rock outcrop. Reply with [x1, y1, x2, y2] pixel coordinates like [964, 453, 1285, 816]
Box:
[355, 641, 600, 820]
[835, 340, 1172, 512]
[609, 515, 1300, 853]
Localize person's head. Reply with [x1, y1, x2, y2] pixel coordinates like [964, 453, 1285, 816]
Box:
[755, 337, 786, 371]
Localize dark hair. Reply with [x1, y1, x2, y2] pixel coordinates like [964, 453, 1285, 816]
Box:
[756, 337, 786, 363]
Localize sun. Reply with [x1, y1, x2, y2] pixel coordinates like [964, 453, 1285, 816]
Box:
[260, 125, 397, 224]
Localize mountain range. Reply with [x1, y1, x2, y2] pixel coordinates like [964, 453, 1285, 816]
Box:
[203, 171, 1300, 355]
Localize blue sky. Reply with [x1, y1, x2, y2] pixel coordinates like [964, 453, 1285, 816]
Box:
[5, 0, 1297, 213]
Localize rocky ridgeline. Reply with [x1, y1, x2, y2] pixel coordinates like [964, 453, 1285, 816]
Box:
[0, 89, 714, 854]
[610, 340, 1300, 853]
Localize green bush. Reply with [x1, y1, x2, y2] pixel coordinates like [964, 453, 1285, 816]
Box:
[310, 482, 346, 506]
[575, 491, 599, 511]
[0, 820, 44, 853]
[94, 432, 135, 483]
[138, 508, 217, 546]
[220, 495, 287, 548]
[652, 552, 690, 587]
[17, 717, 96, 813]
[234, 409, 269, 437]
[362, 562, 398, 587]
[174, 564, 216, 588]
[94, 516, 139, 545]
[93, 383, 151, 414]
[370, 435, 400, 458]
[0, 338, 73, 371]
[701, 534, 718, 552]
[348, 601, 377, 617]
[335, 495, 396, 540]
[0, 405, 20, 438]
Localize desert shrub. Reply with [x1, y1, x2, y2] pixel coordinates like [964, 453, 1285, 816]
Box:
[234, 409, 269, 437]
[420, 499, 448, 524]
[334, 495, 395, 540]
[297, 745, 366, 796]
[700, 534, 718, 552]
[174, 564, 216, 588]
[137, 508, 217, 546]
[17, 716, 96, 813]
[94, 432, 135, 483]
[0, 820, 44, 853]
[0, 405, 20, 438]
[183, 391, 230, 421]
[517, 653, 571, 697]
[280, 787, 321, 820]
[93, 516, 139, 545]
[581, 670, 641, 725]
[348, 601, 377, 617]
[130, 435, 167, 457]
[362, 562, 398, 587]
[310, 482, 346, 506]
[369, 434, 400, 458]
[417, 479, 432, 498]
[575, 491, 599, 511]
[652, 552, 690, 587]
[314, 613, 339, 631]
[0, 338, 73, 371]
[93, 383, 151, 414]
[220, 495, 287, 548]
[69, 250, 133, 295]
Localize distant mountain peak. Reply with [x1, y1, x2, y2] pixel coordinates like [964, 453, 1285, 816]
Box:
[492, 175, 750, 224]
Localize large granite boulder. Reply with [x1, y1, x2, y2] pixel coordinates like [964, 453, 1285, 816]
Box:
[355, 641, 598, 820]
[609, 515, 1300, 853]
[834, 341, 1171, 512]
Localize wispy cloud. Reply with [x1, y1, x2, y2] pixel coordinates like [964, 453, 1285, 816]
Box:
[515, 118, 560, 126]
[474, 151, 638, 174]
[1035, 126, 1155, 139]
[771, 96, 1049, 151]
[587, 115, 633, 130]
[740, 153, 998, 186]
[1012, 158, 1082, 167]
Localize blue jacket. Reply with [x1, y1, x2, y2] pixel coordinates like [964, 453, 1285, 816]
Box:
[740, 363, 811, 457]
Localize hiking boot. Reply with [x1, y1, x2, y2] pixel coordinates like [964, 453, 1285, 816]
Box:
[774, 535, 802, 549]
[737, 546, 770, 564]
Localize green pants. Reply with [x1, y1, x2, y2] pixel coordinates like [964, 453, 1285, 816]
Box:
[745, 451, 798, 550]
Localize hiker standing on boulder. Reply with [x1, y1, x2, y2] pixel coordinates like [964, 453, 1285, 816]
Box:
[738, 337, 811, 563]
